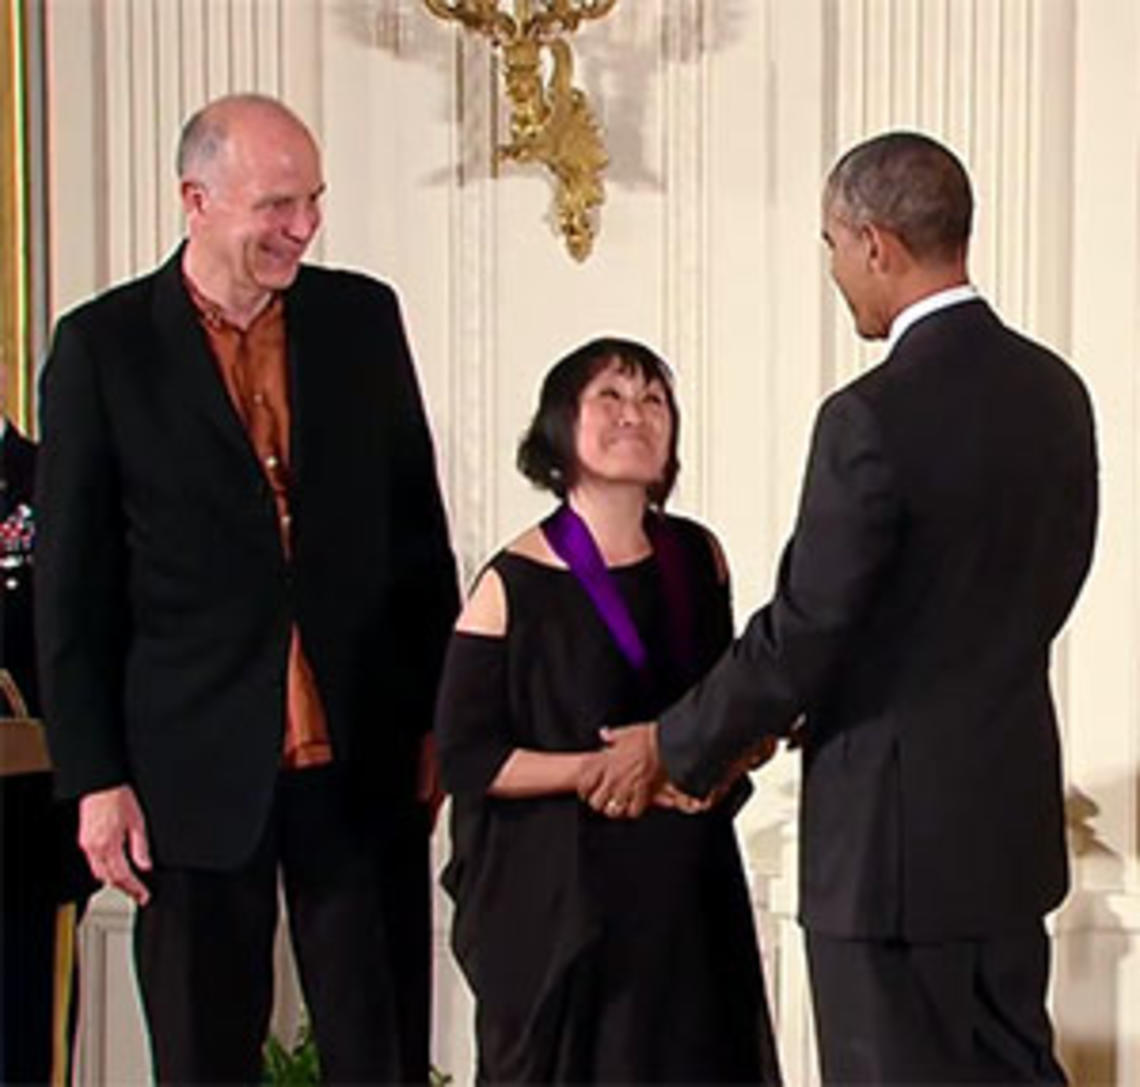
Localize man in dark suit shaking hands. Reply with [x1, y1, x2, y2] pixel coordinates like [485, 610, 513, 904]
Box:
[585, 132, 1097, 1083]
[35, 94, 458, 1084]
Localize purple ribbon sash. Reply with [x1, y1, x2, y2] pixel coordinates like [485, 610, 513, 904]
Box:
[541, 504, 692, 677]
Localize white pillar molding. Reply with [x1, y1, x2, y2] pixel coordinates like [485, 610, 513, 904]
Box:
[73, 892, 149, 1086]
[660, 0, 710, 515]
[445, 33, 500, 587]
[743, 764, 816, 1086]
[1053, 3, 1140, 1079]
[1065, 0, 1140, 895]
[769, 821, 819, 1087]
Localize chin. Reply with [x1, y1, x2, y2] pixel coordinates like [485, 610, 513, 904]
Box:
[621, 464, 668, 488]
[856, 315, 889, 341]
[256, 264, 301, 291]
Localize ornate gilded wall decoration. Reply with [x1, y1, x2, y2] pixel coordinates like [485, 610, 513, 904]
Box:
[422, 0, 617, 261]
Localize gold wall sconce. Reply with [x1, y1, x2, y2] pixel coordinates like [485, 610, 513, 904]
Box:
[422, 0, 617, 261]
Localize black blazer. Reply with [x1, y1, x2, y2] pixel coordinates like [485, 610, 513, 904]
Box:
[35, 248, 459, 869]
[660, 300, 1097, 941]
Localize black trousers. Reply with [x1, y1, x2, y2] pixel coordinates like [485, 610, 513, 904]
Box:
[134, 766, 430, 1086]
[806, 924, 1068, 1085]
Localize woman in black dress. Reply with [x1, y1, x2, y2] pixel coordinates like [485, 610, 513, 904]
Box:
[436, 337, 781, 1084]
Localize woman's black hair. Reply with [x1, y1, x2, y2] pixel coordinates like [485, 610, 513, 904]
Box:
[516, 336, 680, 506]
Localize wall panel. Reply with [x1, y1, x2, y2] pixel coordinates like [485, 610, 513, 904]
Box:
[1059, 12, 1140, 1081]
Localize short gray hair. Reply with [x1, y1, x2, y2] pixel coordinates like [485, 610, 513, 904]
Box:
[825, 131, 973, 261]
[175, 93, 297, 179]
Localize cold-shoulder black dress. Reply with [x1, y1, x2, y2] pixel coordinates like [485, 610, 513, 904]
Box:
[436, 514, 781, 1084]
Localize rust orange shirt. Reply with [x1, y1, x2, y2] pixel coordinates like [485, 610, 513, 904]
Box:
[185, 278, 332, 770]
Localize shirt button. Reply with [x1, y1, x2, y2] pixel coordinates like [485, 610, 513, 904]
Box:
[265, 454, 279, 470]
[252, 392, 267, 406]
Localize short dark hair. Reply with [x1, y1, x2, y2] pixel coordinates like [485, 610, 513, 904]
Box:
[517, 337, 680, 506]
[825, 131, 973, 261]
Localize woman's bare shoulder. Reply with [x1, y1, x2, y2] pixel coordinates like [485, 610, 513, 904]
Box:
[456, 522, 569, 636]
[503, 524, 566, 568]
[456, 566, 508, 636]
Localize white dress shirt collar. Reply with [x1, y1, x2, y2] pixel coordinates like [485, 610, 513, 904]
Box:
[885, 283, 980, 356]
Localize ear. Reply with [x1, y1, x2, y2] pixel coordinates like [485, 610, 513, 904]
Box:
[180, 179, 207, 218]
[865, 222, 914, 276]
[861, 222, 890, 271]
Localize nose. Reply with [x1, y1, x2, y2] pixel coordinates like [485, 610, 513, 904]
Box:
[288, 200, 321, 244]
[616, 395, 644, 425]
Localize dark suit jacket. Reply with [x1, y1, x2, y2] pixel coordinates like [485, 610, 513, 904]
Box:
[660, 299, 1097, 942]
[35, 247, 459, 869]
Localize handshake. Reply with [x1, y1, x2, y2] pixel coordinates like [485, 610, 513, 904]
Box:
[575, 722, 781, 820]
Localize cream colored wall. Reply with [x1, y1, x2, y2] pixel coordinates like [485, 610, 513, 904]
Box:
[41, 1, 1139, 1083]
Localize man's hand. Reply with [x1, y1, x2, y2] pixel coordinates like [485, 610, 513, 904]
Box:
[417, 732, 445, 831]
[652, 781, 712, 814]
[691, 734, 781, 809]
[579, 722, 663, 819]
[78, 784, 152, 906]
[741, 734, 780, 772]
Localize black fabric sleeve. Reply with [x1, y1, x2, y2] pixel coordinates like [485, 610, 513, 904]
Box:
[379, 284, 460, 738]
[34, 314, 132, 798]
[660, 389, 901, 796]
[435, 632, 514, 796]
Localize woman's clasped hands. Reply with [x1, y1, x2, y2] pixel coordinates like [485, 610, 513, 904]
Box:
[577, 727, 782, 819]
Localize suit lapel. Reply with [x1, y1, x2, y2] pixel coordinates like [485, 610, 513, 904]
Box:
[282, 270, 315, 514]
[150, 247, 265, 484]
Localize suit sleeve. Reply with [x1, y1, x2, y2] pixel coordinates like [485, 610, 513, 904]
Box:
[659, 389, 901, 796]
[381, 290, 461, 736]
[34, 316, 131, 798]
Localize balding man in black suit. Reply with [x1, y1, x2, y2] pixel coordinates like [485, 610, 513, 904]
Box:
[36, 94, 458, 1084]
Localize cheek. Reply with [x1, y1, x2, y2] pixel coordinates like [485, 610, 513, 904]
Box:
[242, 230, 269, 258]
[576, 403, 608, 436]
[835, 267, 860, 307]
[650, 417, 673, 463]
[831, 254, 850, 289]
[571, 418, 593, 460]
